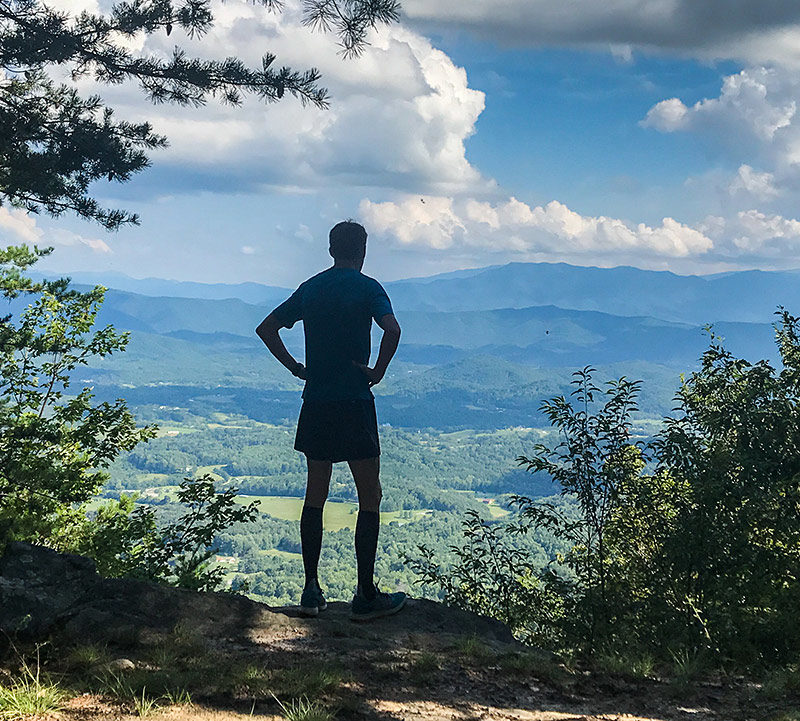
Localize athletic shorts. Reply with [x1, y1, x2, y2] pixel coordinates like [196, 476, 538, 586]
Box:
[294, 398, 380, 462]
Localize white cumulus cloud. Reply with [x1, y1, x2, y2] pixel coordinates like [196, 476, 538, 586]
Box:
[80, 1, 487, 196]
[728, 165, 781, 199]
[701, 209, 800, 256]
[0, 207, 42, 244]
[643, 67, 797, 146]
[360, 195, 713, 261]
[643, 66, 800, 204]
[0, 207, 110, 253]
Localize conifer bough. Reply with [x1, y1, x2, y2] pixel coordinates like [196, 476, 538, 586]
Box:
[0, 0, 400, 228]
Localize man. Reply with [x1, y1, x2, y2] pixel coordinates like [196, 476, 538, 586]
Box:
[256, 220, 406, 621]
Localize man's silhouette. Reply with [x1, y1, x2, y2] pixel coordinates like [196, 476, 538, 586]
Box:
[256, 221, 405, 620]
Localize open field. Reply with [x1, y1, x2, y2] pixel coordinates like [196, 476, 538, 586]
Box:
[236, 494, 433, 530]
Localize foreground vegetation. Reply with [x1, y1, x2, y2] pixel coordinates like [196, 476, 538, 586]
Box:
[411, 313, 800, 670]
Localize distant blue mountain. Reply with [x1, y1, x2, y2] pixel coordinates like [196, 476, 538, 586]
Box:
[50, 261, 800, 325]
[90, 288, 779, 371]
[32, 270, 290, 306]
[386, 262, 800, 324]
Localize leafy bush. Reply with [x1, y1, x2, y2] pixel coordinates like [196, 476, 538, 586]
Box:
[410, 312, 800, 668]
[0, 247, 258, 590]
[0, 245, 154, 544]
[57, 475, 258, 591]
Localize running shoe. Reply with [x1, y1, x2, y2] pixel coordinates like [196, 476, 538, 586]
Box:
[299, 582, 327, 617]
[350, 585, 407, 621]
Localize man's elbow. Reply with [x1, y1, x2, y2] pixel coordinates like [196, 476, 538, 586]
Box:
[256, 317, 279, 339]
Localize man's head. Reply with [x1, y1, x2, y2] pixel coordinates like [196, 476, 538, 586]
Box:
[329, 221, 367, 267]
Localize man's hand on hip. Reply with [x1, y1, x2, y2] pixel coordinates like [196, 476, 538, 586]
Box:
[355, 362, 384, 387]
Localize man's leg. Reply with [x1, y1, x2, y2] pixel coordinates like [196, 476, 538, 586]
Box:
[349, 457, 381, 600]
[301, 458, 331, 590]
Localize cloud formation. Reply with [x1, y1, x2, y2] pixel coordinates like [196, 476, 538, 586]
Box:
[643, 67, 797, 150]
[402, 1, 800, 66]
[361, 193, 800, 271]
[0, 207, 110, 253]
[85, 1, 487, 196]
[702, 210, 800, 257]
[728, 165, 781, 199]
[360, 195, 713, 262]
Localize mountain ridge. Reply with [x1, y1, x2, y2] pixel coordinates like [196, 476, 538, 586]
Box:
[44, 260, 800, 326]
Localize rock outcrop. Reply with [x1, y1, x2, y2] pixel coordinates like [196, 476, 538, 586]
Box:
[0, 541, 515, 649]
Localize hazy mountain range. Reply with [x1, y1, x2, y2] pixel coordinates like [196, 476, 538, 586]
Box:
[66, 261, 786, 370]
[58, 261, 800, 325]
[39, 261, 791, 427]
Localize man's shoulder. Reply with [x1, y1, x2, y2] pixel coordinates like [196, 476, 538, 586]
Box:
[298, 268, 390, 301]
[296, 268, 333, 291]
[358, 272, 389, 293]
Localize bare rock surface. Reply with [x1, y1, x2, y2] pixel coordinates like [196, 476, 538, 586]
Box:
[0, 541, 288, 644]
[0, 542, 513, 652]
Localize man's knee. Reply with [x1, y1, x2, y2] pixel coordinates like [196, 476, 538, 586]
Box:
[358, 479, 382, 511]
[305, 459, 332, 508]
[349, 457, 382, 511]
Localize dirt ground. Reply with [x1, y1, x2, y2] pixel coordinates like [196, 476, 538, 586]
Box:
[22, 598, 791, 721]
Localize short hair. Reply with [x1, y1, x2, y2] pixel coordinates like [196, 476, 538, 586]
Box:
[329, 221, 367, 260]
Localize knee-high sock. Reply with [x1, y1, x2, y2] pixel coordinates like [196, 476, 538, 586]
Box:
[355, 510, 380, 599]
[300, 505, 323, 587]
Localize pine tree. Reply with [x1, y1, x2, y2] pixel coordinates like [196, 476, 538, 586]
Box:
[0, 0, 400, 228]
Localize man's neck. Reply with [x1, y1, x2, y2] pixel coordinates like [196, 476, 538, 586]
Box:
[332, 259, 363, 271]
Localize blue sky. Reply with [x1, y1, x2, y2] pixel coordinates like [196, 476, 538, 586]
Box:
[5, 1, 800, 286]
[442, 43, 738, 217]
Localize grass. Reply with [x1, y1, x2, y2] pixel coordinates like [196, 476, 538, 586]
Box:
[170, 619, 207, 655]
[271, 693, 333, 721]
[133, 687, 160, 717]
[271, 666, 344, 699]
[0, 653, 68, 719]
[595, 650, 655, 680]
[453, 635, 494, 663]
[226, 662, 344, 701]
[155, 426, 200, 436]
[408, 652, 440, 686]
[499, 650, 569, 687]
[163, 687, 193, 706]
[229, 664, 273, 698]
[668, 647, 706, 689]
[63, 643, 113, 673]
[235, 495, 429, 530]
[96, 669, 195, 715]
[196, 464, 228, 478]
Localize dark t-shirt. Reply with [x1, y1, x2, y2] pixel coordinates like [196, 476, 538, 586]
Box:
[270, 267, 394, 401]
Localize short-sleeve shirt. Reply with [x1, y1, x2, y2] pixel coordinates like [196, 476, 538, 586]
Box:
[270, 267, 394, 401]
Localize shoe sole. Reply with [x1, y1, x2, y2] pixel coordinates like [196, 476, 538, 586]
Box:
[298, 601, 327, 618]
[349, 596, 407, 622]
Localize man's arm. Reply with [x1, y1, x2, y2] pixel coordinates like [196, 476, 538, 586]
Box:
[357, 313, 401, 387]
[256, 313, 306, 379]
